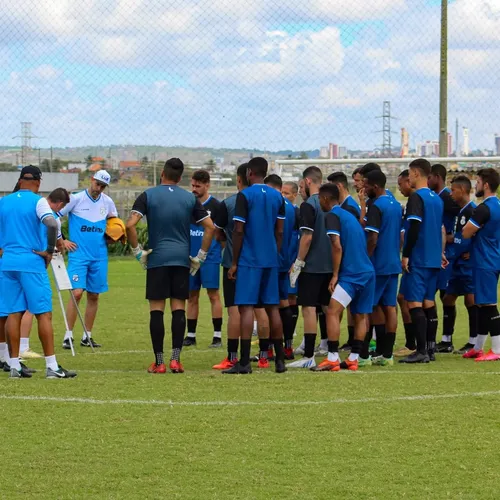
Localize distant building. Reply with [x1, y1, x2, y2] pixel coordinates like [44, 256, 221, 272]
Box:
[67, 162, 87, 172]
[89, 163, 103, 172]
[338, 146, 348, 158]
[328, 143, 339, 159]
[462, 128, 469, 156]
[495, 134, 500, 155]
[447, 133, 453, 156]
[119, 160, 145, 181]
[320, 146, 329, 158]
[400, 128, 409, 157]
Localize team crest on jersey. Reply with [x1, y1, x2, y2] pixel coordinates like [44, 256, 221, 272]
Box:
[460, 216, 466, 226]
[72, 274, 79, 282]
[100, 207, 107, 216]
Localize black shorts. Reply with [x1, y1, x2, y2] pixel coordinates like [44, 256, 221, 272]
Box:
[297, 272, 332, 307]
[146, 266, 190, 301]
[223, 267, 236, 308]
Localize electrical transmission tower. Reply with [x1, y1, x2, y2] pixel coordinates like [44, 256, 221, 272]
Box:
[376, 101, 397, 157]
[13, 122, 40, 167]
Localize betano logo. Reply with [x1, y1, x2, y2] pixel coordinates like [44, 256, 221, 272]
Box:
[190, 229, 204, 237]
[81, 225, 104, 233]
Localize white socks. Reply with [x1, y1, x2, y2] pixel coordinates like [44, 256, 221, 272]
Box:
[45, 355, 58, 371]
[327, 352, 339, 362]
[475, 334, 488, 351]
[20, 337, 29, 352]
[0, 342, 7, 363]
[468, 336, 476, 346]
[64, 330, 73, 341]
[442, 335, 452, 342]
[348, 352, 359, 362]
[82, 332, 92, 341]
[491, 336, 500, 354]
[213, 331, 222, 339]
[253, 321, 257, 335]
[10, 357, 21, 370]
[187, 332, 196, 339]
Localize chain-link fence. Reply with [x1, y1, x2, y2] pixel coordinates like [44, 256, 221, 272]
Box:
[0, 0, 498, 188]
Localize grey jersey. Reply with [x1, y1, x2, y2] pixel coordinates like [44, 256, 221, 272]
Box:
[214, 194, 236, 269]
[299, 193, 333, 274]
[132, 185, 209, 269]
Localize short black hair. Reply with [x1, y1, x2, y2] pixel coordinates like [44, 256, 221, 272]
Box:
[318, 183, 340, 202]
[236, 163, 249, 187]
[409, 158, 431, 177]
[451, 175, 471, 193]
[352, 167, 362, 178]
[163, 158, 184, 182]
[48, 188, 70, 204]
[431, 163, 447, 181]
[302, 166, 322, 184]
[248, 157, 268, 178]
[364, 170, 387, 189]
[283, 181, 298, 193]
[477, 168, 500, 193]
[327, 172, 348, 189]
[399, 169, 409, 178]
[264, 174, 282, 189]
[192, 169, 210, 184]
[360, 162, 381, 177]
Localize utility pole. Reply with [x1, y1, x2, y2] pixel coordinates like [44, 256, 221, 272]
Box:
[439, 0, 448, 157]
[12, 122, 39, 167]
[38, 148, 41, 167]
[455, 118, 459, 156]
[377, 101, 395, 157]
[50, 146, 53, 172]
[152, 152, 157, 186]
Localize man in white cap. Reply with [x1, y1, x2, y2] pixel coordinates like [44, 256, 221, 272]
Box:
[58, 170, 118, 348]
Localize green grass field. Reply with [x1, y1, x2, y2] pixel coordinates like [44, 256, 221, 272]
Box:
[2, 259, 500, 499]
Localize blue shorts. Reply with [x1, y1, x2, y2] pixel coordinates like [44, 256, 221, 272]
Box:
[68, 259, 108, 294]
[1, 271, 52, 315]
[474, 269, 499, 305]
[0, 272, 8, 317]
[373, 274, 399, 307]
[235, 266, 279, 306]
[403, 267, 439, 303]
[279, 272, 289, 301]
[334, 271, 375, 315]
[189, 263, 220, 291]
[446, 268, 475, 297]
[437, 264, 452, 291]
[398, 273, 409, 298]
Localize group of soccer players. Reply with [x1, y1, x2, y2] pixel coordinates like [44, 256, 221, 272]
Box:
[127, 155, 500, 374]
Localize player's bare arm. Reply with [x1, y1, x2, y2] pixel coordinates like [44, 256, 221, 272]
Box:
[328, 233, 342, 293]
[126, 211, 143, 249]
[275, 218, 284, 253]
[199, 216, 215, 253]
[228, 220, 244, 280]
[366, 231, 378, 257]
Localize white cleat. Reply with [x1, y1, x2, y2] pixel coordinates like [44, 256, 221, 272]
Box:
[315, 346, 328, 356]
[20, 348, 43, 360]
[287, 356, 316, 369]
[294, 346, 305, 356]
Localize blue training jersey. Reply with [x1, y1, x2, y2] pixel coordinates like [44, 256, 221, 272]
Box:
[446, 201, 475, 267]
[190, 195, 222, 264]
[469, 196, 500, 271]
[0, 190, 54, 274]
[214, 194, 237, 269]
[58, 190, 118, 262]
[325, 205, 374, 279]
[233, 184, 285, 268]
[341, 195, 361, 219]
[365, 195, 402, 275]
[289, 205, 300, 265]
[279, 198, 299, 273]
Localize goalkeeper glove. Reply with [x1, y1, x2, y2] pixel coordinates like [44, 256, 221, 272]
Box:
[289, 258, 305, 288]
[190, 249, 208, 276]
[132, 245, 152, 270]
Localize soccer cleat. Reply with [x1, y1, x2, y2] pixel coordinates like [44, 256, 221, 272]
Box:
[454, 343, 476, 355]
[208, 339, 222, 349]
[340, 358, 358, 371]
[371, 355, 384, 366]
[287, 356, 316, 369]
[294, 345, 305, 356]
[463, 348, 483, 359]
[339, 343, 352, 352]
[2, 362, 10, 373]
[250, 355, 260, 362]
[358, 356, 372, 367]
[315, 345, 328, 356]
[267, 348, 275, 361]
[311, 359, 340, 372]
[20, 348, 42, 360]
[378, 357, 394, 366]
[394, 346, 416, 357]
[46, 365, 77, 379]
[169, 360, 184, 373]
[369, 338, 377, 351]
[222, 361, 252, 374]
[475, 350, 500, 362]
[428, 350, 436, 362]
[257, 358, 270, 369]
[182, 337, 196, 347]
[62, 338, 74, 350]
[275, 359, 287, 373]
[398, 352, 430, 364]
[284, 348, 295, 360]
[20, 362, 36, 374]
[80, 337, 101, 348]
[9, 365, 33, 378]
[147, 362, 167, 374]
[435, 341, 454, 353]
[212, 357, 237, 370]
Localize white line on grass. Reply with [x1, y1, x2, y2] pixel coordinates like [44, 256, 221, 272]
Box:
[1, 390, 500, 407]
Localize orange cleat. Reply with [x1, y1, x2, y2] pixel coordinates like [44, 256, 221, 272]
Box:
[340, 358, 359, 371]
[463, 348, 484, 359]
[147, 362, 166, 374]
[310, 359, 340, 372]
[475, 350, 500, 362]
[258, 358, 270, 369]
[169, 360, 184, 373]
[212, 357, 237, 370]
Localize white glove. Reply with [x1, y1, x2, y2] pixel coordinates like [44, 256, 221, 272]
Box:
[190, 249, 208, 276]
[289, 259, 305, 288]
[132, 245, 152, 270]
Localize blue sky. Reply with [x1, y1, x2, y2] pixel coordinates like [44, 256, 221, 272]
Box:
[0, 0, 498, 152]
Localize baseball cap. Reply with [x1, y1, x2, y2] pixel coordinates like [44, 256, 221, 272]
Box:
[93, 170, 111, 186]
[19, 165, 42, 181]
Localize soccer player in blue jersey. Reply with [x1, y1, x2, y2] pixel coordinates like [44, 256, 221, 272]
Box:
[311, 183, 375, 372]
[0, 166, 76, 378]
[364, 170, 402, 366]
[59, 170, 118, 349]
[438, 175, 477, 355]
[288, 167, 333, 369]
[264, 174, 299, 361]
[399, 159, 445, 364]
[183, 170, 223, 348]
[127, 158, 213, 374]
[224, 157, 287, 374]
[428, 164, 462, 353]
[462, 168, 500, 361]
[212, 163, 249, 370]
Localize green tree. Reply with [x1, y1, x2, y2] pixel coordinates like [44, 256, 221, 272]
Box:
[204, 159, 216, 171]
